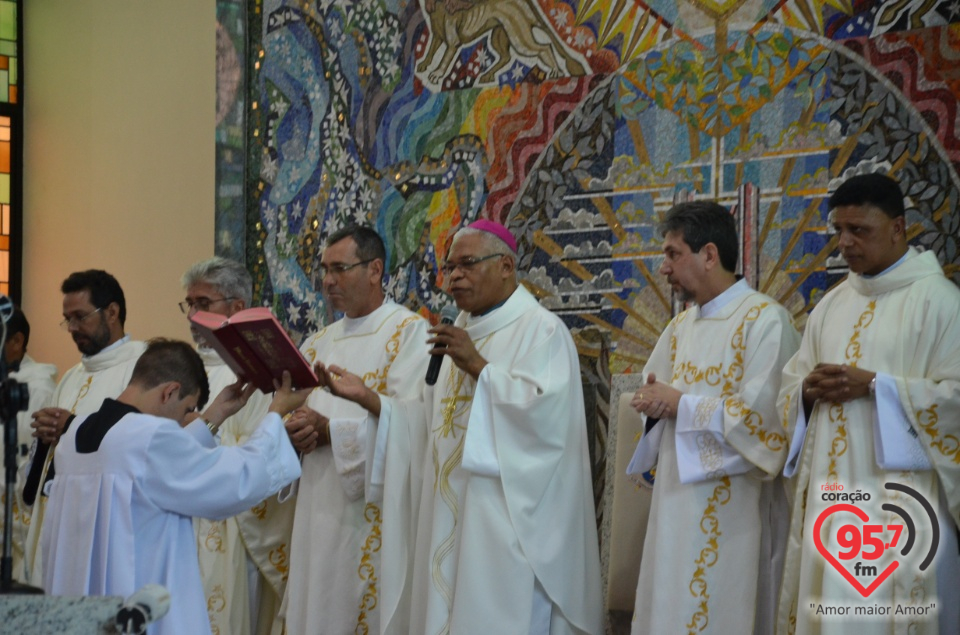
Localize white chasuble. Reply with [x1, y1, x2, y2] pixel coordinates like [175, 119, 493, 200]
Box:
[42, 407, 301, 635]
[628, 284, 799, 635]
[23, 337, 146, 586]
[777, 248, 960, 635]
[195, 349, 293, 635]
[375, 286, 603, 635]
[283, 301, 428, 635]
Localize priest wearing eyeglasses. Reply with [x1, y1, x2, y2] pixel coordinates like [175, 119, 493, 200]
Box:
[181, 257, 303, 635]
[21, 269, 146, 587]
[280, 225, 429, 635]
[318, 220, 603, 635]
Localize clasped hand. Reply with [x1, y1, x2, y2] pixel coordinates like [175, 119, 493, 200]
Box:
[31, 407, 72, 444]
[284, 406, 326, 455]
[802, 363, 875, 406]
[630, 373, 682, 420]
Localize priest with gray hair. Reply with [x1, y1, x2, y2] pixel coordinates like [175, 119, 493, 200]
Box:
[181, 256, 307, 635]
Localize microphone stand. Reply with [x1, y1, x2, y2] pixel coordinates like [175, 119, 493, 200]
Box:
[0, 356, 41, 594]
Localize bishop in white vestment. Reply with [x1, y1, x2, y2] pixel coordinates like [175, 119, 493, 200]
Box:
[625, 202, 800, 634]
[322, 222, 603, 635]
[777, 175, 960, 635]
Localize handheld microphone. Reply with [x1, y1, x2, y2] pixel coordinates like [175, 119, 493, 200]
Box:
[115, 584, 171, 634]
[425, 305, 459, 386]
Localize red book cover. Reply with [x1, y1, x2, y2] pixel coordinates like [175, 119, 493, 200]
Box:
[189, 307, 319, 393]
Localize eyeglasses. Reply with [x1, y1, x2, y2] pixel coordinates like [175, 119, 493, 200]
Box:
[439, 253, 505, 276]
[59, 307, 102, 330]
[179, 297, 237, 314]
[318, 259, 375, 279]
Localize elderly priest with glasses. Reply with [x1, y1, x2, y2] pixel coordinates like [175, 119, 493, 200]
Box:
[315, 220, 603, 635]
[181, 257, 301, 635]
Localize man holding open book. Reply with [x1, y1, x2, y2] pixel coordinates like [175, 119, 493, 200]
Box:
[281, 225, 429, 635]
[182, 257, 304, 635]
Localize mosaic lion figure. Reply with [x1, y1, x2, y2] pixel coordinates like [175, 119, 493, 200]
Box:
[417, 0, 586, 85]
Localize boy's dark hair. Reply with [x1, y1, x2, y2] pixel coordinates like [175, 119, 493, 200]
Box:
[130, 338, 210, 410]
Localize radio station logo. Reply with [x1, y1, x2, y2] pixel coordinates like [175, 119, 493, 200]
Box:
[814, 481, 939, 599]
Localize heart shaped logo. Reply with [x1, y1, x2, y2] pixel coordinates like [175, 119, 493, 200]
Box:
[813, 503, 899, 597]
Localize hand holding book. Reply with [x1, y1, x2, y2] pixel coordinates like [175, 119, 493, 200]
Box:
[189, 307, 320, 393]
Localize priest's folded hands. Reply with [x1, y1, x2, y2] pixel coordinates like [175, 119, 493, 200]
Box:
[630, 372, 682, 419]
[30, 407, 72, 445]
[284, 406, 325, 454]
[801, 363, 876, 409]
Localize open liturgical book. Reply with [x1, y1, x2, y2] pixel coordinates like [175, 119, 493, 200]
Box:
[190, 307, 319, 393]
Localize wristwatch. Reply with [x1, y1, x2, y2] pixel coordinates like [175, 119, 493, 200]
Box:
[868, 375, 877, 397]
[203, 417, 219, 435]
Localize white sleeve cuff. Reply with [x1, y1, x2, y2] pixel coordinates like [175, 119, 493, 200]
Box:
[674, 394, 752, 484]
[329, 416, 369, 501]
[873, 373, 931, 471]
[186, 418, 218, 448]
[368, 398, 393, 502]
[461, 367, 500, 478]
[783, 406, 807, 478]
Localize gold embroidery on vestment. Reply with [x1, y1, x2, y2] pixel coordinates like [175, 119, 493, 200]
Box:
[686, 477, 732, 633]
[250, 499, 268, 520]
[351, 315, 422, 628]
[694, 398, 720, 428]
[917, 404, 960, 463]
[269, 543, 289, 579]
[696, 434, 725, 474]
[204, 520, 227, 553]
[430, 335, 491, 633]
[355, 503, 382, 634]
[826, 301, 874, 479]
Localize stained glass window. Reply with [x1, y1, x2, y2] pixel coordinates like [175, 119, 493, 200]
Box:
[0, 116, 10, 294]
[0, 1, 15, 104]
[0, 0, 19, 299]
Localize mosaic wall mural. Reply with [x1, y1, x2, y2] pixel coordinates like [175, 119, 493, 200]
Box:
[241, 0, 960, 381]
[216, 0, 248, 262]
[234, 0, 960, 605]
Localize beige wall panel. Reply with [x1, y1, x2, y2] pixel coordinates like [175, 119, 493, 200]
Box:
[22, 0, 215, 379]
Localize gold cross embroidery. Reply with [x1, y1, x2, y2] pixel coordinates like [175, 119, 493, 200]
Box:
[434, 334, 491, 439]
[437, 386, 471, 439]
